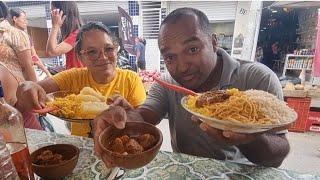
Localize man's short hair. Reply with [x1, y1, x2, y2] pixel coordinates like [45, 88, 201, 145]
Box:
[160, 7, 211, 35]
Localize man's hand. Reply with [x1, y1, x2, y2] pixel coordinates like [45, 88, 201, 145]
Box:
[191, 116, 260, 146]
[199, 122, 259, 146]
[192, 115, 290, 167]
[16, 81, 47, 113]
[93, 94, 134, 168]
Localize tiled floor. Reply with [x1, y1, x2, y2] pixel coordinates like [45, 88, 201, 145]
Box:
[281, 131, 320, 175]
[49, 117, 320, 176]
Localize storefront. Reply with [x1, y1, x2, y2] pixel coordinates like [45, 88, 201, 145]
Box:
[265, 2, 320, 133]
[258, 2, 319, 80]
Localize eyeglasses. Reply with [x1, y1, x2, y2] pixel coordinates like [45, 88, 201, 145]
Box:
[80, 46, 116, 61]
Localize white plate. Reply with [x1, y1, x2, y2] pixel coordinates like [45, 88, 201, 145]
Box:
[181, 96, 297, 133]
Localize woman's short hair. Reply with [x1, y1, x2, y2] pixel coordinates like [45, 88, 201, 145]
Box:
[75, 21, 118, 56]
[9, 8, 25, 23]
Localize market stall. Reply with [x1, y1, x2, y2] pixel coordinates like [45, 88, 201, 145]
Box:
[139, 70, 161, 92]
[282, 81, 320, 132]
[267, 2, 320, 133]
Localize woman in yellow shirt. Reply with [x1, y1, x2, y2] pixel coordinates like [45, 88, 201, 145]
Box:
[15, 22, 146, 137]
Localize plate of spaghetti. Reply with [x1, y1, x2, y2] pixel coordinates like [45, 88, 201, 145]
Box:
[181, 88, 297, 133]
[45, 87, 109, 123]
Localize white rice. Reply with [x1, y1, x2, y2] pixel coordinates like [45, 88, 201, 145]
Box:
[245, 90, 297, 124]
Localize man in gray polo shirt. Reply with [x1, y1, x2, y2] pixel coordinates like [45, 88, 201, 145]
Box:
[94, 8, 289, 168]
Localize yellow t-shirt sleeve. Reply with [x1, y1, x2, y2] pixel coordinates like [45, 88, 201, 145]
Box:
[127, 72, 146, 107]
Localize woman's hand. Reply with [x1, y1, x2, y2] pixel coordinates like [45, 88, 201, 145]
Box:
[15, 81, 47, 113]
[51, 9, 66, 29]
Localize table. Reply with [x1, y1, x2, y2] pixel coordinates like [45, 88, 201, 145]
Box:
[26, 129, 320, 180]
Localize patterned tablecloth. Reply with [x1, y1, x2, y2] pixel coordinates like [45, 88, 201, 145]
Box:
[26, 129, 320, 180]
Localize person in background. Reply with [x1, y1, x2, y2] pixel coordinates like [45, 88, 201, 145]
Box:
[0, 2, 42, 130]
[9, 8, 52, 78]
[139, 37, 146, 46]
[134, 36, 146, 71]
[93, 8, 289, 168]
[15, 22, 146, 137]
[0, 2, 36, 82]
[255, 42, 263, 62]
[261, 42, 280, 70]
[46, 1, 83, 69]
[271, 42, 280, 61]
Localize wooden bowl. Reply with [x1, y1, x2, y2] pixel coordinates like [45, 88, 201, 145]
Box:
[99, 121, 163, 169]
[30, 144, 79, 180]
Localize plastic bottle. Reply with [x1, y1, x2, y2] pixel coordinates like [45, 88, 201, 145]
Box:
[0, 82, 34, 180]
[0, 133, 19, 180]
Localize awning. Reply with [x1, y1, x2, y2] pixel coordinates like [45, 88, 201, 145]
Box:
[271, 1, 320, 8]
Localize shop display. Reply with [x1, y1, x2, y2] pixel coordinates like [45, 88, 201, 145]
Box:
[139, 70, 161, 83]
[282, 54, 314, 77]
[286, 57, 313, 69]
[283, 82, 316, 91]
[283, 80, 320, 133]
[139, 70, 161, 91]
[293, 49, 315, 55]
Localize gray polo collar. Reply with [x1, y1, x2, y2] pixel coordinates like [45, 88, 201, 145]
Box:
[217, 48, 240, 89]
